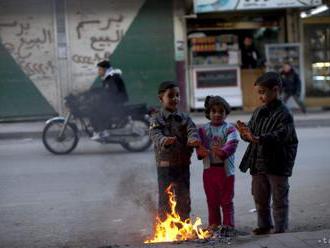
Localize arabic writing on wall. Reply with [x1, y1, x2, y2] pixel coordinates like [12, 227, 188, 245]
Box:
[71, 14, 125, 66]
[0, 20, 55, 77]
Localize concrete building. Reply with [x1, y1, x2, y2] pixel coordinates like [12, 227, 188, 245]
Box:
[0, 0, 176, 120]
[0, 0, 329, 120]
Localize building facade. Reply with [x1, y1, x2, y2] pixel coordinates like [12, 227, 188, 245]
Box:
[1, 0, 330, 120]
[0, 0, 176, 120]
[183, 0, 330, 111]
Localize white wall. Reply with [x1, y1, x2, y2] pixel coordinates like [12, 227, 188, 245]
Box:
[0, 0, 59, 110]
[66, 0, 145, 93]
[0, 0, 145, 113]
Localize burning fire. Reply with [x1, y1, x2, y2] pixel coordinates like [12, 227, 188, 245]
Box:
[144, 185, 210, 243]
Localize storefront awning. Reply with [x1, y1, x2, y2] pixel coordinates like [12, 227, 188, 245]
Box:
[194, 0, 322, 14]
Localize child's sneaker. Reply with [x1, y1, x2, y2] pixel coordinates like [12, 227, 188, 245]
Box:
[252, 227, 272, 235]
[91, 130, 110, 140]
[91, 132, 101, 140]
[203, 224, 219, 236]
[208, 224, 220, 232]
[272, 228, 285, 234]
[100, 130, 110, 138]
[220, 226, 236, 237]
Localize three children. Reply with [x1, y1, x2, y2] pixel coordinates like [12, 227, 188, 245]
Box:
[150, 72, 298, 236]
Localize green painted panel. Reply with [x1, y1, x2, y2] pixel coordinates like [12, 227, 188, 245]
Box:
[109, 0, 175, 107]
[0, 42, 56, 120]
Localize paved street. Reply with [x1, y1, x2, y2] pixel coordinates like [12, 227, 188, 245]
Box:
[0, 127, 330, 247]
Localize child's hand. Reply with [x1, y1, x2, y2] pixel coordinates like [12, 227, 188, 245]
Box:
[241, 129, 253, 140]
[236, 121, 259, 143]
[211, 146, 226, 160]
[187, 139, 200, 147]
[241, 130, 256, 143]
[236, 121, 253, 140]
[235, 120, 248, 133]
[164, 136, 177, 145]
[196, 145, 209, 158]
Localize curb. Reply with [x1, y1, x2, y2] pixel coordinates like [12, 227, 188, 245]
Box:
[294, 119, 330, 128]
[0, 132, 41, 140]
[1, 119, 330, 140]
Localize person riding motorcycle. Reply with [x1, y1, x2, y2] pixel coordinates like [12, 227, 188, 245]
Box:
[90, 60, 129, 140]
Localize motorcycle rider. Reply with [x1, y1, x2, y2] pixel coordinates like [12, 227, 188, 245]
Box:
[90, 60, 129, 140]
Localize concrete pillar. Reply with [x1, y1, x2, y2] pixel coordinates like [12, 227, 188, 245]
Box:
[286, 9, 301, 43]
[173, 0, 188, 111]
[53, 0, 71, 115]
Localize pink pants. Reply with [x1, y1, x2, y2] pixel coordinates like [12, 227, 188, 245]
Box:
[203, 167, 235, 227]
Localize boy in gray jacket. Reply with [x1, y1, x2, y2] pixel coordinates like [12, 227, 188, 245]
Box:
[149, 81, 199, 221]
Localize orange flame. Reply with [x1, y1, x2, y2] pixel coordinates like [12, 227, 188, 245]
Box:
[144, 184, 210, 243]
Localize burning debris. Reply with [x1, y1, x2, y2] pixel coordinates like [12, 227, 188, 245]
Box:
[144, 185, 211, 243]
[113, 172, 239, 246]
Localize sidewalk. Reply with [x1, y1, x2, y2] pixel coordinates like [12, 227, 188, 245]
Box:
[143, 229, 330, 248]
[1, 113, 330, 248]
[191, 109, 330, 127]
[1, 110, 330, 140]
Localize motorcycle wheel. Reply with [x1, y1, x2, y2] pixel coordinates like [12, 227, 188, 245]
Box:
[42, 119, 79, 155]
[120, 119, 152, 152]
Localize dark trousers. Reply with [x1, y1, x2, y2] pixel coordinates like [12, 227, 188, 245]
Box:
[203, 167, 235, 227]
[283, 93, 306, 113]
[89, 111, 110, 132]
[157, 166, 191, 221]
[252, 173, 289, 232]
[86, 89, 121, 132]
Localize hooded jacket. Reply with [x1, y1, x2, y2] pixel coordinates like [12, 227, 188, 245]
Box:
[102, 68, 128, 104]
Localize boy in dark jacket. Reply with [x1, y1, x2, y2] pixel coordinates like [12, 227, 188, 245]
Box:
[236, 72, 298, 235]
[90, 60, 129, 140]
[97, 60, 128, 104]
[149, 81, 200, 221]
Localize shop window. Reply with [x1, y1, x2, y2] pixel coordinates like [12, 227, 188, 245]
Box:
[196, 68, 238, 88]
[304, 24, 330, 97]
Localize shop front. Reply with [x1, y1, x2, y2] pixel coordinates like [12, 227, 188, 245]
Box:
[184, 0, 323, 111]
[188, 34, 242, 109]
[303, 15, 330, 108]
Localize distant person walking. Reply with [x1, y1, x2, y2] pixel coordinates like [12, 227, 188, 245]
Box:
[241, 36, 262, 69]
[280, 62, 306, 113]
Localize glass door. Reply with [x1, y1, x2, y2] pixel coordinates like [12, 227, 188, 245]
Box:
[304, 23, 330, 97]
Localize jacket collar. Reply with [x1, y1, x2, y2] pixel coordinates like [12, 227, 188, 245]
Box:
[160, 108, 182, 121]
[261, 99, 282, 114]
[103, 68, 122, 79]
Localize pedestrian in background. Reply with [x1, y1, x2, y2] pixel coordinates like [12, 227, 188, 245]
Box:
[237, 72, 298, 235]
[196, 95, 239, 237]
[280, 62, 306, 113]
[149, 81, 200, 221]
[241, 36, 262, 69]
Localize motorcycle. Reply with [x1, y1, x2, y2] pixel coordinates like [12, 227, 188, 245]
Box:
[42, 90, 152, 155]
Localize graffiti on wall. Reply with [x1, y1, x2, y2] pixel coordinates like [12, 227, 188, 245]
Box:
[65, 0, 144, 92]
[65, 0, 145, 91]
[71, 14, 125, 68]
[0, 20, 55, 78]
[72, 51, 112, 65]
